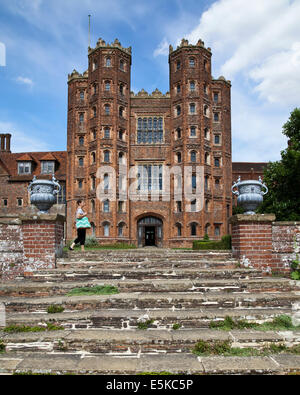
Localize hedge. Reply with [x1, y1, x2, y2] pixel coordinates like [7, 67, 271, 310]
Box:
[193, 235, 232, 250]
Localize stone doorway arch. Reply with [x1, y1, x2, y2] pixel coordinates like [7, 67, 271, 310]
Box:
[137, 216, 163, 247]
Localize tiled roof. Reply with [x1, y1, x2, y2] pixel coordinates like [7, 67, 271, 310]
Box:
[232, 162, 268, 173]
[0, 151, 67, 181]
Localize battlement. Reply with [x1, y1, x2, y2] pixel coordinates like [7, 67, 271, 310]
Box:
[88, 38, 132, 56]
[68, 69, 88, 82]
[169, 38, 211, 55]
[131, 88, 170, 99]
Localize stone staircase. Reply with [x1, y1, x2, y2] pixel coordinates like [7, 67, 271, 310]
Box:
[0, 248, 300, 375]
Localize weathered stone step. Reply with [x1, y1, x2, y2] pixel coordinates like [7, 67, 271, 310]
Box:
[1, 278, 297, 297]
[1, 291, 299, 313]
[56, 259, 237, 270]
[1, 328, 300, 355]
[19, 268, 264, 283]
[1, 352, 299, 375]
[4, 308, 295, 330]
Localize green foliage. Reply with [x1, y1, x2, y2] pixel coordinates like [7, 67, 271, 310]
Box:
[193, 235, 231, 250]
[172, 323, 182, 330]
[209, 315, 299, 332]
[84, 235, 99, 248]
[257, 108, 300, 220]
[47, 305, 65, 314]
[193, 340, 232, 356]
[0, 340, 5, 353]
[291, 253, 300, 280]
[232, 205, 245, 215]
[291, 271, 300, 280]
[203, 234, 210, 242]
[67, 285, 119, 296]
[137, 319, 154, 330]
[3, 323, 64, 333]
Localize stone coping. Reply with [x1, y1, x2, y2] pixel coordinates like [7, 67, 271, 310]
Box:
[19, 213, 65, 223]
[230, 214, 276, 224]
[272, 221, 300, 226]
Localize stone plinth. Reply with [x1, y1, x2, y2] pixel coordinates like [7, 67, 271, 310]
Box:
[230, 214, 276, 272]
[0, 213, 65, 281]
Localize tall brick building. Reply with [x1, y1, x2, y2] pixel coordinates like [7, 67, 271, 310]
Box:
[67, 38, 233, 247]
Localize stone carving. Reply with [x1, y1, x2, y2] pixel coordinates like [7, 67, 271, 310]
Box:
[232, 177, 268, 215]
[28, 176, 61, 214]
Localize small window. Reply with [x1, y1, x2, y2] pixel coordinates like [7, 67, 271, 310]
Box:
[189, 58, 195, 67]
[204, 105, 209, 117]
[41, 161, 55, 174]
[192, 174, 197, 189]
[214, 158, 220, 168]
[120, 84, 125, 95]
[104, 127, 110, 139]
[105, 81, 111, 91]
[79, 137, 84, 146]
[91, 199, 95, 214]
[205, 176, 209, 190]
[190, 151, 196, 163]
[103, 200, 110, 213]
[118, 223, 125, 237]
[176, 60, 181, 71]
[18, 162, 32, 175]
[215, 225, 220, 237]
[92, 129, 97, 140]
[176, 201, 182, 213]
[190, 126, 196, 137]
[120, 59, 125, 71]
[17, 198, 23, 207]
[213, 92, 219, 102]
[176, 128, 181, 139]
[190, 103, 196, 114]
[80, 91, 84, 101]
[191, 223, 197, 236]
[214, 135, 220, 145]
[119, 106, 125, 118]
[176, 152, 182, 164]
[104, 104, 110, 115]
[91, 152, 96, 164]
[103, 223, 110, 237]
[104, 151, 110, 163]
[177, 84, 181, 94]
[176, 105, 181, 117]
[214, 113, 219, 122]
[205, 152, 210, 165]
[79, 157, 84, 167]
[118, 201, 125, 213]
[205, 200, 209, 212]
[92, 84, 97, 95]
[119, 129, 124, 140]
[104, 174, 109, 190]
[215, 178, 220, 187]
[204, 128, 210, 139]
[176, 223, 182, 236]
[3, 199, 8, 207]
[92, 59, 98, 71]
[79, 113, 84, 123]
[190, 81, 195, 91]
[91, 176, 96, 190]
[93, 107, 97, 118]
[106, 57, 111, 67]
[78, 179, 83, 189]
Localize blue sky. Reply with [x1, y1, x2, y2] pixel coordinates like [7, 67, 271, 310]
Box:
[0, 0, 299, 161]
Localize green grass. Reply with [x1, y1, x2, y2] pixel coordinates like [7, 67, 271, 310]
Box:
[47, 305, 65, 314]
[67, 285, 119, 297]
[192, 340, 300, 357]
[209, 315, 300, 332]
[137, 319, 155, 330]
[3, 323, 64, 333]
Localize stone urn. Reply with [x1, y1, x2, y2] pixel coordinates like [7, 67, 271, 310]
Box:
[28, 176, 61, 214]
[232, 177, 268, 215]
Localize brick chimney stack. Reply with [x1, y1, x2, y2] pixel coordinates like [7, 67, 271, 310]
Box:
[0, 134, 11, 153]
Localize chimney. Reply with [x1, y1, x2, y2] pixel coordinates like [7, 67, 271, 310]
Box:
[0, 134, 12, 153]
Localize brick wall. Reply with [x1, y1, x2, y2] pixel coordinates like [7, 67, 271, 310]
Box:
[231, 214, 300, 273]
[0, 214, 65, 281]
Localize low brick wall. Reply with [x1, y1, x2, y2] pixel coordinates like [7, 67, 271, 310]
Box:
[0, 214, 65, 281]
[231, 214, 300, 273]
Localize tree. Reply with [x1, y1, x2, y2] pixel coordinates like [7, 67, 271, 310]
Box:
[258, 108, 300, 221]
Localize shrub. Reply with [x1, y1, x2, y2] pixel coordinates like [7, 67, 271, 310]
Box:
[47, 305, 65, 314]
[193, 235, 231, 250]
[84, 235, 99, 248]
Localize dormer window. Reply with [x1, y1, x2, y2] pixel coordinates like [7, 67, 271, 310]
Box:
[41, 161, 55, 174]
[18, 162, 31, 175]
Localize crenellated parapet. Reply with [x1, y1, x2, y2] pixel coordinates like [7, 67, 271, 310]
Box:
[88, 38, 132, 56]
[131, 88, 170, 99]
[68, 69, 88, 82]
[169, 38, 211, 54]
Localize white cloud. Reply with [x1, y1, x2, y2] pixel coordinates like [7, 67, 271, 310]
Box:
[0, 121, 50, 153]
[16, 76, 34, 86]
[154, 38, 169, 57]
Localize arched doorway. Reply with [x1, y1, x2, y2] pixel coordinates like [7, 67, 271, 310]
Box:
[137, 216, 163, 247]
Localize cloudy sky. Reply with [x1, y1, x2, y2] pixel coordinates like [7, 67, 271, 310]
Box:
[0, 0, 299, 161]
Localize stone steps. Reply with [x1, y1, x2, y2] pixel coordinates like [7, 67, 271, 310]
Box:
[1, 328, 300, 355]
[4, 308, 296, 330]
[20, 268, 264, 282]
[1, 277, 297, 297]
[1, 249, 299, 375]
[1, 291, 299, 313]
[1, 352, 300, 375]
